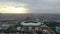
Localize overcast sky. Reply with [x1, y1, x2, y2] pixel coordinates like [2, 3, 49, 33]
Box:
[0, 0, 60, 14]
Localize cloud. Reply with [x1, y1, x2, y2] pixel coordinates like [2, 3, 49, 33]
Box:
[28, 0, 60, 9]
[0, 2, 29, 13]
[0, 0, 60, 14]
[0, 0, 60, 9]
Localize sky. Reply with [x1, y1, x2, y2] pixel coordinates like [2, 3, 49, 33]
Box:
[0, 0, 60, 14]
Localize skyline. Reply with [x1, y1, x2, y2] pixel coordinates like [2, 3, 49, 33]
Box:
[0, 0, 60, 14]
